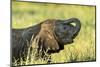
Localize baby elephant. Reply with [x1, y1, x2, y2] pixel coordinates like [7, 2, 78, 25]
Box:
[12, 18, 81, 62]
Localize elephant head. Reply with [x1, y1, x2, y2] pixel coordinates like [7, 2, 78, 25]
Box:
[32, 18, 81, 53]
[55, 18, 81, 45]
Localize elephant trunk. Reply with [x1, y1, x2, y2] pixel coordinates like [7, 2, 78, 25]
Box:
[64, 18, 81, 37]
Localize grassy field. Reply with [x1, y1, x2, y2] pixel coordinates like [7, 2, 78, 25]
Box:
[12, 1, 96, 66]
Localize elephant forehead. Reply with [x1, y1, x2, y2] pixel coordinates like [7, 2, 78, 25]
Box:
[41, 23, 55, 31]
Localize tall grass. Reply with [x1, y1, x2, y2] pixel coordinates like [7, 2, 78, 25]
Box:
[12, 1, 96, 66]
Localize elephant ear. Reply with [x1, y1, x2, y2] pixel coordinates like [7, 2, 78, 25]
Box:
[32, 19, 59, 51]
[43, 31, 59, 51]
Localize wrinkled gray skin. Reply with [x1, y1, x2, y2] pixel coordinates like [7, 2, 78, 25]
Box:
[55, 18, 81, 44]
[12, 18, 81, 62]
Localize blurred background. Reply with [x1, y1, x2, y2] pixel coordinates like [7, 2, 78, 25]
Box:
[12, 1, 96, 65]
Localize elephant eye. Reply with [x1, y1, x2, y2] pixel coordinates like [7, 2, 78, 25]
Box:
[63, 26, 67, 30]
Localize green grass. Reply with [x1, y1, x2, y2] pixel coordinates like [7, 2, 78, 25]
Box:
[12, 1, 96, 66]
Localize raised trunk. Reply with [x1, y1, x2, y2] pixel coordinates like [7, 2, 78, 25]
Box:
[64, 18, 81, 37]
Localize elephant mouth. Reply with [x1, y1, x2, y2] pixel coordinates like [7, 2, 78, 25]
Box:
[62, 37, 73, 44]
[66, 38, 73, 43]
